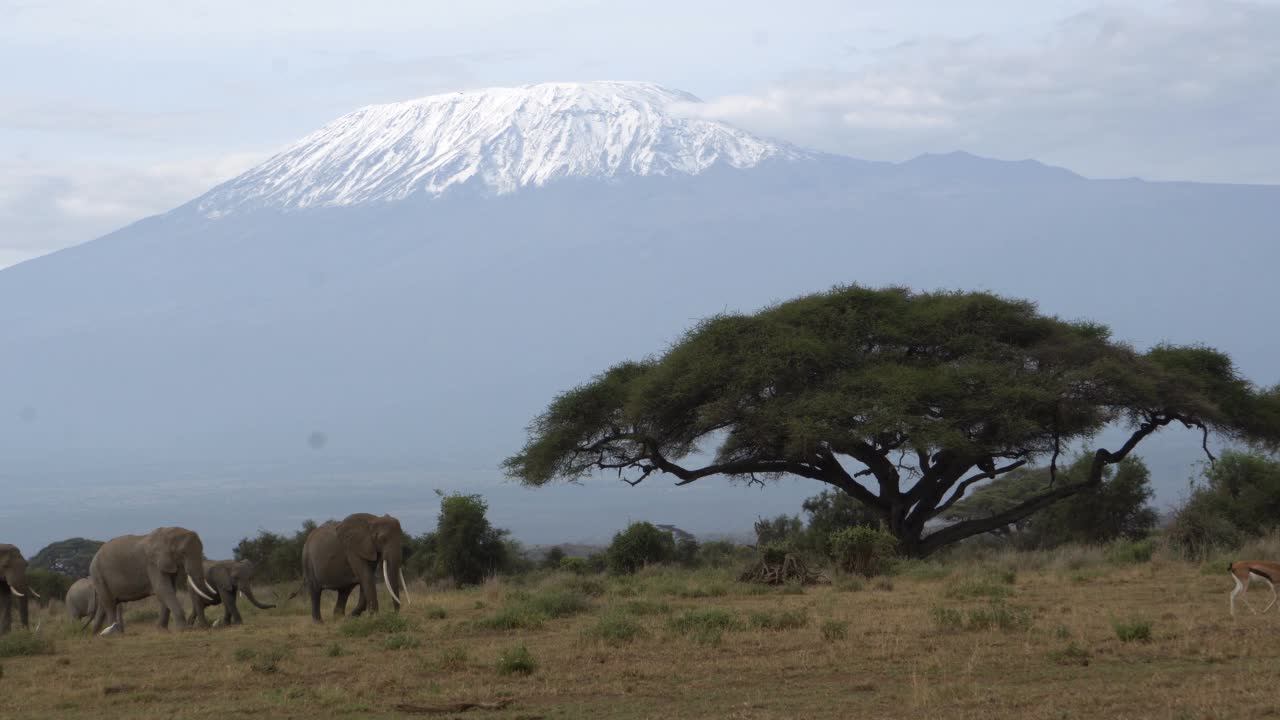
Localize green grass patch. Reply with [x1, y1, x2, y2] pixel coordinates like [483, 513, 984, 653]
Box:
[424, 605, 447, 620]
[325, 642, 344, 657]
[496, 645, 537, 676]
[966, 603, 1033, 632]
[0, 631, 54, 658]
[1106, 538, 1156, 565]
[944, 578, 1015, 600]
[748, 609, 808, 631]
[894, 560, 952, 582]
[585, 612, 646, 646]
[383, 632, 421, 650]
[820, 619, 849, 642]
[470, 606, 547, 632]
[339, 612, 414, 637]
[433, 646, 469, 671]
[668, 608, 743, 645]
[617, 599, 671, 616]
[1049, 642, 1092, 666]
[1113, 619, 1153, 643]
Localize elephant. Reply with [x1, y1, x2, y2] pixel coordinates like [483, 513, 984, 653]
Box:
[301, 513, 410, 623]
[0, 544, 40, 636]
[90, 527, 217, 635]
[66, 577, 124, 631]
[187, 559, 275, 627]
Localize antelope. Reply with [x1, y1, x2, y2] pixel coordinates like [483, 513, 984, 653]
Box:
[1229, 561, 1280, 615]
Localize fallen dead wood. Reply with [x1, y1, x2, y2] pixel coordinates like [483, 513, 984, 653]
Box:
[392, 699, 516, 714]
[738, 553, 828, 585]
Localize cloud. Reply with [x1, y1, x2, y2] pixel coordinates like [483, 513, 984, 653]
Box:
[685, 0, 1280, 184]
[0, 152, 265, 268]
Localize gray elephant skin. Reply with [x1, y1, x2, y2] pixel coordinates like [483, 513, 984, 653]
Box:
[66, 577, 124, 631]
[188, 559, 276, 627]
[90, 527, 218, 635]
[302, 513, 410, 623]
[0, 544, 39, 636]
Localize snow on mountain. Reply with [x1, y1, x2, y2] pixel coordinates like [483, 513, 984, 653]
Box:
[196, 81, 807, 216]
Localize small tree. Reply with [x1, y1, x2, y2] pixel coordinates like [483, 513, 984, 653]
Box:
[431, 491, 510, 586]
[606, 522, 676, 574]
[505, 285, 1280, 556]
[753, 515, 803, 547]
[543, 546, 567, 569]
[234, 520, 316, 583]
[800, 490, 882, 557]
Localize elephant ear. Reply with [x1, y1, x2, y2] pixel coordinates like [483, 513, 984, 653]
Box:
[338, 516, 377, 562]
[144, 534, 179, 574]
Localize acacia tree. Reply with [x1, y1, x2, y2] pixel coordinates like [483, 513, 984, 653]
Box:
[503, 286, 1279, 556]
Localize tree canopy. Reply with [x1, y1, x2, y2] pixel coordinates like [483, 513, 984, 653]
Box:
[503, 285, 1280, 556]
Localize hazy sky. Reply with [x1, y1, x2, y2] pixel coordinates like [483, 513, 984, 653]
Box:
[2, 0, 1278, 269]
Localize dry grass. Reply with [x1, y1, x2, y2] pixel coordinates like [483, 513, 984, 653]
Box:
[0, 563, 1273, 719]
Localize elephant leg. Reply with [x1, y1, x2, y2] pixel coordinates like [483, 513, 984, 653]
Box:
[220, 586, 237, 625]
[349, 585, 369, 617]
[0, 590, 10, 636]
[309, 583, 324, 624]
[358, 562, 379, 615]
[149, 568, 188, 630]
[158, 604, 171, 629]
[334, 587, 353, 618]
[189, 595, 210, 627]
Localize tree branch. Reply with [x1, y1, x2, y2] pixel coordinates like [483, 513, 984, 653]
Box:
[931, 459, 1029, 519]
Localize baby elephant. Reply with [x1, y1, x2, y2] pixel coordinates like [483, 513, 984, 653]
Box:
[188, 560, 275, 627]
[66, 578, 125, 631]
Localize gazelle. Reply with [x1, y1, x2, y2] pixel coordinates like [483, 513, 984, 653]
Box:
[1229, 561, 1280, 615]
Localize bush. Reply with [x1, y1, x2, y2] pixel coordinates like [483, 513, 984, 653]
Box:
[0, 631, 55, 658]
[820, 619, 849, 642]
[25, 568, 74, 603]
[606, 522, 676, 575]
[556, 575, 606, 597]
[542, 547, 566, 569]
[339, 613, 413, 637]
[471, 606, 546, 632]
[1106, 538, 1156, 565]
[233, 521, 316, 584]
[585, 612, 646, 646]
[829, 526, 897, 577]
[559, 557, 591, 575]
[1113, 619, 1153, 643]
[696, 540, 749, 568]
[521, 588, 591, 618]
[1167, 452, 1280, 557]
[431, 491, 512, 586]
[966, 603, 1033, 632]
[496, 645, 537, 676]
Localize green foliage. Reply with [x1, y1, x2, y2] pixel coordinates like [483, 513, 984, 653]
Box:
[754, 515, 804, 547]
[325, 643, 344, 657]
[505, 285, 1280, 556]
[674, 536, 700, 567]
[585, 612, 646, 645]
[383, 633, 421, 651]
[696, 540, 750, 568]
[25, 568, 73, 602]
[944, 456, 1159, 549]
[233, 520, 316, 584]
[965, 603, 1033, 632]
[617, 599, 672, 616]
[0, 631, 54, 658]
[820, 619, 849, 641]
[943, 577, 1015, 600]
[747, 609, 808, 630]
[558, 556, 591, 575]
[542, 546, 566, 569]
[424, 605, 448, 620]
[425, 491, 511, 586]
[667, 608, 744, 645]
[557, 575, 606, 598]
[829, 526, 898, 577]
[1113, 619, 1153, 643]
[496, 645, 537, 676]
[1167, 451, 1280, 556]
[801, 491, 883, 556]
[338, 613, 413, 637]
[1106, 538, 1156, 565]
[472, 587, 592, 631]
[28, 537, 103, 578]
[606, 522, 676, 574]
[471, 606, 545, 632]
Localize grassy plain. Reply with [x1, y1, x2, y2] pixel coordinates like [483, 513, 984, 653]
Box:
[0, 551, 1274, 720]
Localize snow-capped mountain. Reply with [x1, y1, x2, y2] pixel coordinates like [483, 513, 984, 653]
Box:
[196, 81, 807, 216]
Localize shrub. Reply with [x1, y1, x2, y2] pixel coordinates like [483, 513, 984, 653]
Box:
[667, 608, 743, 646]
[557, 575, 607, 598]
[606, 522, 677, 575]
[542, 547, 566, 569]
[425, 605, 448, 620]
[559, 556, 591, 575]
[471, 606, 546, 632]
[339, 613, 413, 637]
[25, 568, 73, 603]
[1167, 452, 1280, 557]
[748, 609, 808, 631]
[0, 631, 54, 658]
[496, 645, 537, 676]
[829, 526, 897, 577]
[585, 612, 646, 646]
[522, 588, 592, 618]
[1113, 619, 1153, 643]
[430, 491, 512, 586]
[820, 619, 849, 642]
[383, 633, 421, 651]
[1106, 538, 1156, 565]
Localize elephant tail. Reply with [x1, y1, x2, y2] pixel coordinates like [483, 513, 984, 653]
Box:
[285, 580, 305, 601]
[242, 585, 276, 610]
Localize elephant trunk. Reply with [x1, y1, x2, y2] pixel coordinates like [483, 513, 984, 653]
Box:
[240, 585, 275, 610]
[5, 567, 31, 629]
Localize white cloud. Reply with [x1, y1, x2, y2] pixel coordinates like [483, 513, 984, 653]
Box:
[686, 0, 1280, 183]
[0, 152, 265, 269]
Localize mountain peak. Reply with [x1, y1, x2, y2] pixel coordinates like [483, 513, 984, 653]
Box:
[196, 81, 806, 216]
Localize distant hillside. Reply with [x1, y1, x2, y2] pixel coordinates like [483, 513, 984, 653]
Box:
[30, 537, 103, 578]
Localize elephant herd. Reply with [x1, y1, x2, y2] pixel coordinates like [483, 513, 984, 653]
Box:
[0, 512, 410, 637]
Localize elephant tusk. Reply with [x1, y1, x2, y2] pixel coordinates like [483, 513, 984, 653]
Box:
[30, 588, 41, 599]
[188, 576, 215, 602]
[205, 580, 217, 596]
[399, 568, 411, 606]
[382, 562, 402, 606]
[9, 587, 23, 598]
